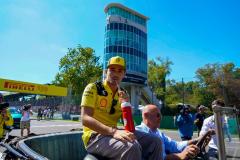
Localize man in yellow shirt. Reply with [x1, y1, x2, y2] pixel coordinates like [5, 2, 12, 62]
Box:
[0, 102, 14, 139]
[81, 56, 162, 160]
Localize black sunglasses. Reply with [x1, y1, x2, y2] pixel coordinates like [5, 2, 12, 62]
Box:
[109, 99, 118, 114]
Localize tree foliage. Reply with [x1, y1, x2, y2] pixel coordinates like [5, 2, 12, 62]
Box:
[148, 57, 173, 106]
[147, 56, 240, 115]
[196, 63, 240, 106]
[166, 80, 211, 105]
[52, 45, 102, 104]
[165, 80, 182, 104]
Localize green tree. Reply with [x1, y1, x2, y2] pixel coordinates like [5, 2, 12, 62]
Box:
[165, 80, 182, 105]
[148, 57, 173, 107]
[165, 79, 214, 112]
[53, 45, 102, 105]
[196, 63, 240, 106]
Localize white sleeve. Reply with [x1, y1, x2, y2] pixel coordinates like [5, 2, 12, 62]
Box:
[200, 118, 209, 136]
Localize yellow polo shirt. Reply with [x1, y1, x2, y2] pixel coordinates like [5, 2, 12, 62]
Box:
[81, 80, 122, 147]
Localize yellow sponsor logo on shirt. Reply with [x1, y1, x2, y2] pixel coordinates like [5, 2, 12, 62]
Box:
[100, 98, 108, 108]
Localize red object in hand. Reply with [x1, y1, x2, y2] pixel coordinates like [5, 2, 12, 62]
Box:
[121, 102, 135, 132]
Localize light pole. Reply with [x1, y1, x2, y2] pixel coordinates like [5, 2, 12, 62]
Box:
[182, 78, 185, 105]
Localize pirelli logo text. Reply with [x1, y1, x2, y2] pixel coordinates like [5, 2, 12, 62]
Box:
[0, 78, 67, 96]
[4, 81, 35, 92]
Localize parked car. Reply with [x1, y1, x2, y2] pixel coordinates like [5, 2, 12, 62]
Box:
[8, 107, 21, 129]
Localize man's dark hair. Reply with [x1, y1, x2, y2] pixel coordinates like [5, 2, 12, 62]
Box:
[23, 104, 31, 111]
[196, 104, 201, 110]
[212, 99, 225, 107]
[0, 102, 9, 111]
[177, 104, 184, 113]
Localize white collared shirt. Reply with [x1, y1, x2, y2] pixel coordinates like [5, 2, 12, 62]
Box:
[200, 115, 218, 149]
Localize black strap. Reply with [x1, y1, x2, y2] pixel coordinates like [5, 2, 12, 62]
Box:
[94, 81, 128, 97]
[94, 81, 108, 96]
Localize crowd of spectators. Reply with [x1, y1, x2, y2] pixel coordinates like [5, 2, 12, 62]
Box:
[5, 96, 81, 120]
[8, 97, 62, 108]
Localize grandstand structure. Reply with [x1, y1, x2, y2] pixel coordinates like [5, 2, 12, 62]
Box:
[4, 93, 62, 108]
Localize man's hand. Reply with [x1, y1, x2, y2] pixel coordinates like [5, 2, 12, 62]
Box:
[189, 129, 215, 146]
[188, 137, 200, 145]
[197, 129, 215, 150]
[1, 110, 9, 121]
[178, 144, 199, 160]
[118, 90, 129, 103]
[194, 119, 199, 124]
[112, 129, 135, 143]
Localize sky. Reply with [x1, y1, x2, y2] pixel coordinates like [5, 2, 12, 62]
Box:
[0, 0, 239, 84]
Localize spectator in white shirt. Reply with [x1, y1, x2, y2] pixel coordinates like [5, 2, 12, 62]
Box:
[20, 104, 33, 137]
[200, 99, 225, 159]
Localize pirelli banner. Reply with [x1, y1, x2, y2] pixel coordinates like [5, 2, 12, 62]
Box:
[0, 78, 67, 97]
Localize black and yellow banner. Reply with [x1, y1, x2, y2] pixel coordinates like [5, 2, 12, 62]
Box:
[0, 78, 67, 96]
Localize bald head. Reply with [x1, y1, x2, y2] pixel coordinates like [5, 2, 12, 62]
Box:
[142, 104, 161, 130]
[142, 104, 158, 115]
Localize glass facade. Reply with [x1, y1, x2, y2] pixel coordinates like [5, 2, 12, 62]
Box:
[104, 4, 148, 85]
[106, 7, 146, 26]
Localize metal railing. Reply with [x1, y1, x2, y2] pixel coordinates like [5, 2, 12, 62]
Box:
[212, 106, 240, 160]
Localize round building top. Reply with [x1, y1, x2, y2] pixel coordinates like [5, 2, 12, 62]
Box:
[104, 3, 149, 21]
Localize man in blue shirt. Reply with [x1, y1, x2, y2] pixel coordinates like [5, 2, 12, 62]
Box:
[136, 104, 199, 160]
[175, 105, 194, 140]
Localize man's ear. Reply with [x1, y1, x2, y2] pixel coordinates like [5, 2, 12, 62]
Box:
[143, 112, 149, 118]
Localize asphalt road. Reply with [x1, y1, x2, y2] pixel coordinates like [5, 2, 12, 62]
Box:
[10, 119, 82, 137]
[9, 119, 190, 140]
[9, 119, 240, 159]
